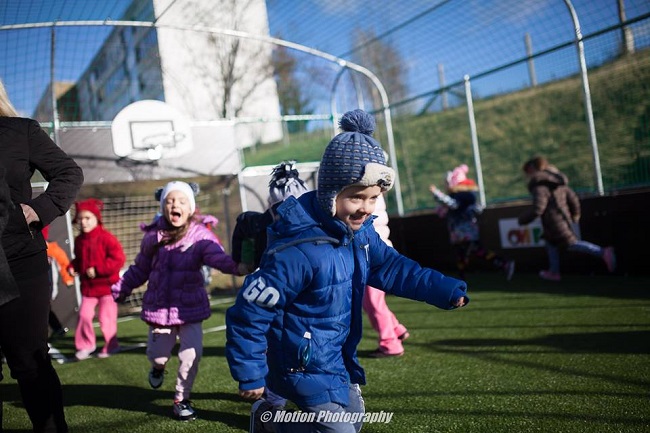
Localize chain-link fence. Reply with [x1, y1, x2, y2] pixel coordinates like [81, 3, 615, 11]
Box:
[2, 0, 649, 219]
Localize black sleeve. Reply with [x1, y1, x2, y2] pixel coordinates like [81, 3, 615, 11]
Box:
[27, 120, 84, 227]
[231, 211, 264, 263]
[0, 167, 19, 305]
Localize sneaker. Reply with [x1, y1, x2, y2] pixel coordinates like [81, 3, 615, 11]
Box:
[397, 331, 410, 341]
[49, 327, 69, 342]
[149, 367, 165, 389]
[603, 247, 616, 273]
[173, 399, 196, 421]
[505, 260, 516, 281]
[97, 346, 121, 359]
[368, 348, 404, 358]
[539, 270, 561, 282]
[75, 347, 96, 361]
[249, 399, 275, 433]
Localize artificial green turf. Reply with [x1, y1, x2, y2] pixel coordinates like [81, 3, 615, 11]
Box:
[2, 272, 649, 432]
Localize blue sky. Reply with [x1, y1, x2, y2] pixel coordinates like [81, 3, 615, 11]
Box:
[266, 0, 650, 110]
[1, 0, 649, 116]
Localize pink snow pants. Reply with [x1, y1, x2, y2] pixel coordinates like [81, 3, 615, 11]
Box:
[74, 294, 119, 354]
[362, 286, 408, 355]
[147, 322, 203, 402]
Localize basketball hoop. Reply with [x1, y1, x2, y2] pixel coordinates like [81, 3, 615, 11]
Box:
[111, 100, 193, 163]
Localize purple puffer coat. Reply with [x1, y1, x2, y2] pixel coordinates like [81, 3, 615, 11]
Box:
[112, 218, 239, 326]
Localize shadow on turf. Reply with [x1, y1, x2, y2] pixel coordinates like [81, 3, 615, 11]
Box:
[429, 330, 650, 354]
[461, 272, 650, 300]
[0, 382, 249, 429]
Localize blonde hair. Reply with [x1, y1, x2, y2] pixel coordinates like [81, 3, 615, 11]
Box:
[0, 78, 19, 117]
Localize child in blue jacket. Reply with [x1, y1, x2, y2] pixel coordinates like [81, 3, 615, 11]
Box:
[226, 109, 469, 433]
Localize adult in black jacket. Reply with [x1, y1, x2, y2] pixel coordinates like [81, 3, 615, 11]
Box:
[0, 166, 20, 430]
[0, 78, 84, 432]
[0, 167, 18, 308]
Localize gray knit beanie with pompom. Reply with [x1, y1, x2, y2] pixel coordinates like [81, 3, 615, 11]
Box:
[317, 109, 395, 216]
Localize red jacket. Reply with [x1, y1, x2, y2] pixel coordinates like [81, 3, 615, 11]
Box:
[70, 226, 125, 297]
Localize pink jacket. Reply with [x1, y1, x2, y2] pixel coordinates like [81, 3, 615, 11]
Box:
[112, 218, 239, 326]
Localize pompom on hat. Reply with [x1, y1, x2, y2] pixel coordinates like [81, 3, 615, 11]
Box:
[268, 160, 310, 206]
[317, 109, 395, 216]
[74, 198, 104, 224]
[446, 164, 477, 190]
[446, 164, 469, 188]
[157, 181, 199, 214]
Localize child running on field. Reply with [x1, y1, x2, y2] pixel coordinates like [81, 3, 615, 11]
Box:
[112, 181, 247, 422]
[69, 199, 126, 360]
[518, 155, 616, 280]
[226, 109, 469, 433]
[430, 164, 515, 281]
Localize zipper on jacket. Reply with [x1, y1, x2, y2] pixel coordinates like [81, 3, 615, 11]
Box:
[289, 331, 312, 373]
[361, 244, 369, 262]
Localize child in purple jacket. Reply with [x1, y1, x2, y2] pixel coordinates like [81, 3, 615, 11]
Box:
[112, 181, 246, 421]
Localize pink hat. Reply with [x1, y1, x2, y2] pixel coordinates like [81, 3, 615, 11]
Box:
[446, 164, 469, 188]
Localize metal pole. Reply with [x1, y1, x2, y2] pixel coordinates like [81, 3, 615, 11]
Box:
[464, 75, 486, 208]
[617, 0, 635, 55]
[438, 63, 448, 110]
[329, 69, 366, 141]
[222, 174, 238, 288]
[50, 25, 61, 144]
[525, 32, 538, 87]
[330, 70, 343, 137]
[563, 0, 604, 195]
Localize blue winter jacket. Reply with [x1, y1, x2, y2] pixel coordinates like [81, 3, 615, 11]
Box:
[225, 191, 468, 408]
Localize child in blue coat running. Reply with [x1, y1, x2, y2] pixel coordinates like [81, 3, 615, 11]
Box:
[226, 109, 469, 433]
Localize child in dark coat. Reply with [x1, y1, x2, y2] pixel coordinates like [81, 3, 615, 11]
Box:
[518, 156, 616, 281]
[430, 164, 515, 280]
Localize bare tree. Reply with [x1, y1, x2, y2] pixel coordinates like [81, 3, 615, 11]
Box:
[272, 44, 313, 132]
[351, 29, 409, 113]
[166, 0, 276, 119]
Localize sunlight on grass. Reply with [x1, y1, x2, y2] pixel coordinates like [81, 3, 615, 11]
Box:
[2, 273, 649, 432]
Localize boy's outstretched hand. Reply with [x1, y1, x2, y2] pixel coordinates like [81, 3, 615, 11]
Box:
[240, 387, 265, 400]
[454, 296, 468, 307]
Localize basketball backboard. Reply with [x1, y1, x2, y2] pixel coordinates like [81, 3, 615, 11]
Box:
[111, 100, 193, 162]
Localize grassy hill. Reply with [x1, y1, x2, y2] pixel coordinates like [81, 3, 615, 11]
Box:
[243, 50, 650, 212]
[70, 50, 650, 266]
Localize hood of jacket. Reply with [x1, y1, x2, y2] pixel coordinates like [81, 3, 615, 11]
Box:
[269, 191, 366, 247]
[528, 166, 568, 192]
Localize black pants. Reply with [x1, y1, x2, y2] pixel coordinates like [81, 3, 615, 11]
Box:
[0, 268, 68, 432]
[49, 310, 64, 333]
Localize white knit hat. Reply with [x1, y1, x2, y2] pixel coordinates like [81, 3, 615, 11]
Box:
[159, 181, 197, 214]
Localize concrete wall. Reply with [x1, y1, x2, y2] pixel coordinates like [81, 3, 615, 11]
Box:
[388, 189, 649, 277]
